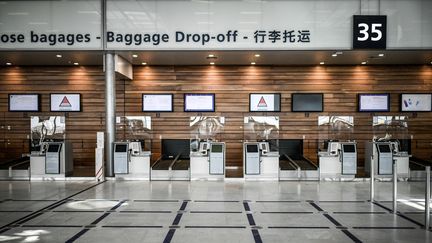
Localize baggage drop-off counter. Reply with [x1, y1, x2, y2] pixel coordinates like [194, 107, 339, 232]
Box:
[243, 142, 279, 180]
[191, 142, 225, 180]
[151, 139, 190, 181]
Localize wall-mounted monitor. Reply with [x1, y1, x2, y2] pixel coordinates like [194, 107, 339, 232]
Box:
[400, 94, 432, 112]
[291, 93, 323, 112]
[249, 93, 281, 112]
[358, 93, 390, 112]
[142, 94, 174, 112]
[184, 93, 215, 112]
[8, 94, 41, 112]
[50, 93, 81, 112]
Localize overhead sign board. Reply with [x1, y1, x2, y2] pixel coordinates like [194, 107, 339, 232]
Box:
[353, 15, 387, 49]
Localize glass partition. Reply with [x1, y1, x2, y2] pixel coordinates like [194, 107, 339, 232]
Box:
[243, 116, 279, 151]
[318, 116, 354, 152]
[372, 116, 410, 148]
[190, 116, 225, 152]
[117, 116, 152, 151]
[30, 116, 66, 152]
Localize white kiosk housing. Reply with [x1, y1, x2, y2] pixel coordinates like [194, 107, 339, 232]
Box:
[30, 141, 73, 180]
[243, 142, 279, 180]
[191, 142, 225, 180]
[318, 141, 357, 180]
[114, 141, 151, 180]
[365, 141, 410, 179]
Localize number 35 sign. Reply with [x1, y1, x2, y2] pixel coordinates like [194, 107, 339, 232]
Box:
[353, 15, 387, 49]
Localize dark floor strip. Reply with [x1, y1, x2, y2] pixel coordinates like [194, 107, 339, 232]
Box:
[403, 212, 424, 214]
[247, 214, 256, 226]
[5, 199, 58, 202]
[243, 202, 251, 211]
[372, 202, 393, 212]
[53, 210, 106, 213]
[119, 210, 172, 213]
[190, 211, 242, 214]
[194, 200, 239, 202]
[373, 202, 424, 227]
[309, 202, 324, 212]
[268, 226, 330, 229]
[110, 200, 127, 211]
[319, 201, 366, 203]
[333, 212, 387, 214]
[90, 212, 110, 225]
[323, 214, 342, 227]
[22, 225, 83, 228]
[179, 201, 188, 211]
[185, 226, 246, 229]
[353, 226, 416, 229]
[172, 213, 183, 225]
[0, 210, 33, 212]
[163, 229, 176, 243]
[261, 211, 314, 214]
[396, 213, 424, 227]
[341, 229, 363, 243]
[255, 200, 301, 203]
[102, 225, 163, 228]
[134, 200, 179, 202]
[65, 229, 90, 243]
[252, 229, 263, 243]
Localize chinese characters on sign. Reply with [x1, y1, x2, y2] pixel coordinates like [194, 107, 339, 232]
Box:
[254, 30, 311, 43]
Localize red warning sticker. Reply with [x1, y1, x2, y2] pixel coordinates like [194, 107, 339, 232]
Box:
[257, 96, 267, 107]
[59, 96, 72, 107]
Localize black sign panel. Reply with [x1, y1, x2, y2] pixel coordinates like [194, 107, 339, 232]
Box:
[353, 15, 387, 49]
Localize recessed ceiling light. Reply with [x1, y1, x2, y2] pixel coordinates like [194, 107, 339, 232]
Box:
[210, 62, 215, 65]
[73, 62, 79, 65]
[141, 62, 147, 65]
[361, 61, 367, 65]
[208, 54, 215, 58]
[6, 62, 12, 66]
[332, 53, 337, 57]
[132, 54, 138, 58]
[56, 54, 62, 58]
[254, 54, 260, 57]
[251, 62, 256, 65]
[319, 62, 325, 65]
[378, 53, 384, 57]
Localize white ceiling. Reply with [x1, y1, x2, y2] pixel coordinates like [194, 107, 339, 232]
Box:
[0, 50, 431, 66]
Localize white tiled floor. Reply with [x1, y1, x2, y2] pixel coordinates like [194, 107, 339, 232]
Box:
[0, 180, 430, 243]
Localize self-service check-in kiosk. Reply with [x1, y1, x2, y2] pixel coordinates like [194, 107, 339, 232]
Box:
[30, 141, 73, 180]
[318, 141, 357, 180]
[365, 141, 410, 179]
[243, 142, 279, 180]
[191, 141, 225, 180]
[114, 141, 151, 180]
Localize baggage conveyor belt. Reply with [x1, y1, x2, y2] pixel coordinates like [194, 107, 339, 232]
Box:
[0, 156, 30, 180]
[409, 157, 432, 181]
[151, 153, 190, 180]
[279, 154, 319, 180]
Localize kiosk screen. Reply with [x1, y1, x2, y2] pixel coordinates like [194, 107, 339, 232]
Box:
[47, 144, 60, 152]
[343, 144, 355, 153]
[247, 145, 258, 153]
[212, 144, 223, 153]
[115, 144, 128, 153]
[378, 145, 391, 153]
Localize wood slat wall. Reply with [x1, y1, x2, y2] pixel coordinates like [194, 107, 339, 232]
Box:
[1, 65, 431, 176]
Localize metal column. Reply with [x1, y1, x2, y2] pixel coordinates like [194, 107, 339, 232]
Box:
[105, 53, 115, 177]
[392, 161, 397, 214]
[425, 166, 431, 230]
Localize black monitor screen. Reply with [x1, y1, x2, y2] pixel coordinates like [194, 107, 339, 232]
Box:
[247, 145, 258, 153]
[292, 93, 323, 112]
[211, 144, 223, 153]
[47, 144, 60, 152]
[378, 145, 391, 153]
[115, 144, 127, 153]
[343, 144, 356, 153]
[162, 139, 191, 159]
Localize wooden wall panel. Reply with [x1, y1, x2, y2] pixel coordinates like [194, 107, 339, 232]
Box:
[1, 65, 432, 177]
